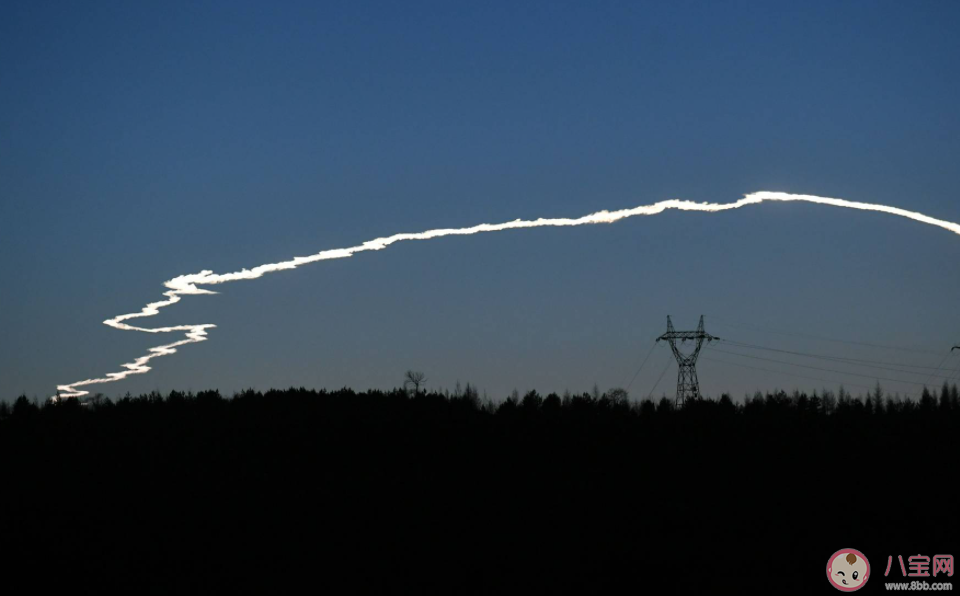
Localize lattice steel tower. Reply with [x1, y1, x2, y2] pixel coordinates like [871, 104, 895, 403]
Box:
[656, 315, 718, 407]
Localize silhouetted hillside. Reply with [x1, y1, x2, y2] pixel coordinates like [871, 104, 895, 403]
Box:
[2, 384, 957, 594]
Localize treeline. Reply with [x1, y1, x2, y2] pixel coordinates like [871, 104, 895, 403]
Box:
[3, 380, 959, 422]
[1, 384, 957, 595]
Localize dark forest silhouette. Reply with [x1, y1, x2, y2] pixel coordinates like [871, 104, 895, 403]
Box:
[2, 382, 958, 594]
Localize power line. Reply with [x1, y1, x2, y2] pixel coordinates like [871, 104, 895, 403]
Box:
[940, 354, 960, 384]
[700, 355, 870, 391]
[625, 341, 658, 392]
[719, 339, 959, 380]
[947, 360, 960, 383]
[710, 318, 941, 356]
[721, 339, 946, 370]
[646, 358, 673, 401]
[922, 351, 956, 389]
[712, 347, 929, 389]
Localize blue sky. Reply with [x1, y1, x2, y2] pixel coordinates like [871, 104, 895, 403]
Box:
[2, 0, 959, 401]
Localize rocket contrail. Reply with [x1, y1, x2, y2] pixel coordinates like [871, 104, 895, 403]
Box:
[55, 191, 960, 398]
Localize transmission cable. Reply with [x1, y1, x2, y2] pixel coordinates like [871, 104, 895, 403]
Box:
[646, 358, 673, 400]
[700, 355, 870, 391]
[713, 347, 929, 388]
[625, 341, 658, 392]
[936, 354, 960, 384]
[710, 318, 940, 356]
[719, 339, 959, 380]
[923, 350, 958, 390]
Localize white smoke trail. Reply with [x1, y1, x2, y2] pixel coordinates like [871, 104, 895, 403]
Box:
[55, 191, 960, 398]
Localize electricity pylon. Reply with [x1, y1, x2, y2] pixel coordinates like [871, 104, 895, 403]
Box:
[656, 315, 718, 407]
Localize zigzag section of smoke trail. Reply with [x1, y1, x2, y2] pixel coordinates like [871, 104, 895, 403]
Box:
[55, 191, 960, 398]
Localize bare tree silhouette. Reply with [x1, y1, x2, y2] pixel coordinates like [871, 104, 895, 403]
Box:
[605, 387, 629, 405]
[404, 370, 427, 395]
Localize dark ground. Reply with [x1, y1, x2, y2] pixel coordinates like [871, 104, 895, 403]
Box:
[2, 386, 957, 594]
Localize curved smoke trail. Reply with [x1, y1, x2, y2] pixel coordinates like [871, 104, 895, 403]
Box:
[56, 191, 960, 398]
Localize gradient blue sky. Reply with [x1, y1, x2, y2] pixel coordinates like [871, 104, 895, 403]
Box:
[2, 0, 959, 402]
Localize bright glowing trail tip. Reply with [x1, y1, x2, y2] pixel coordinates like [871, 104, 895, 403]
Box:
[56, 191, 960, 398]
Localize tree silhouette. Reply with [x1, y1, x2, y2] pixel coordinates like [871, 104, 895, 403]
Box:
[1, 380, 957, 594]
[12, 395, 37, 417]
[604, 387, 629, 405]
[403, 370, 426, 395]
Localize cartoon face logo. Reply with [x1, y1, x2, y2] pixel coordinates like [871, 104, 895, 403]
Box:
[827, 548, 870, 591]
